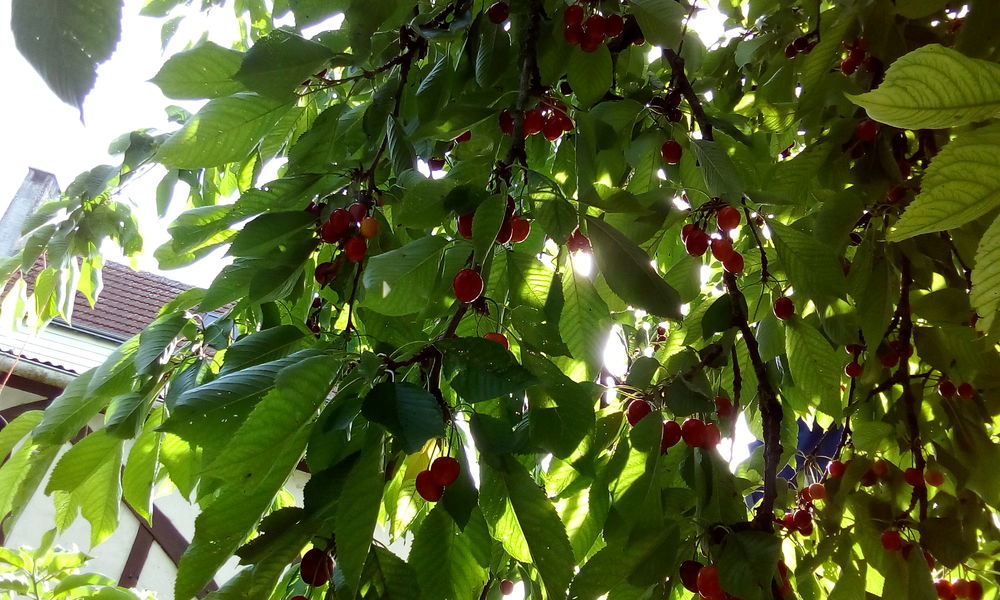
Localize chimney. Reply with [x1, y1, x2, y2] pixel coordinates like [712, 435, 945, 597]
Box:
[0, 169, 60, 258]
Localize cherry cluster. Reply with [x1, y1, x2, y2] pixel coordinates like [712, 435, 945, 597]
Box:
[783, 31, 818, 58]
[937, 379, 976, 399]
[778, 484, 823, 536]
[311, 201, 379, 285]
[457, 196, 531, 245]
[935, 578, 985, 600]
[650, 89, 684, 123]
[415, 456, 461, 502]
[680, 206, 745, 274]
[562, 5, 630, 52]
[499, 100, 575, 141]
[840, 38, 882, 77]
[625, 399, 723, 454]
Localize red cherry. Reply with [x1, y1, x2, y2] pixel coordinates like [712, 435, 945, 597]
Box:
[660, 140, 682, 164]
[880, 352, 899, 368]
[871, 458, 890, 477]
[314, 261, 339, 285]
[808, 482, 826, 500]
[661, 420, 682, 453]
[495, 219, 514, 243]
[428, 157, 446, 171]
[957, 382, 975, 398]
[785, 43, 798, 58]
[345, 236, 367, 262]
[773, 296, 794, 321]
[681, 418, 707, 447]
[792, 509, 812, 530]
[348, 201, 368, 222]
[483, 331, 509, 349]
[605, 14, 624, 37]
[841, 56, 861, 75]
[500, 579, 515, 595]
[781, 513, 795, 530]
[564, 4, 584, 26]
[856, 119, 880, 142]
[680, 223, 698, 242]
[904, 467, 923, 487]
[555, 110, 574, 132]
[717, 206, 741, 230]
[679, 560, 704, 593]
[844, 361, 862, 378]
[457, 213, 474, 239]
[935, 579, 954, 600]
[523, 109, 544, 136]
[685, 229, 710, 257]
[714, 396, 733, 419]
[322, 208, 352, 242]
[300, 548, 333, 586]
[455, 130, 472, 143]
[453, 269, 484, 303]
[924, 469, 945, 487]
[710, 238, 734, 262]
[937, 380, 957, 398]
[881, 530, 903, 551]
[583, 14, 606, 40]
[889, 340, 913, 357]
[696, 565, 723, 599]
[828, 460, 846, 478]
[952, 580, 971, 598]
[499, 109, 514, 135]
[626, 399, 652, 426]
[567, 228, 591, 252]
[799, 521, 814, 536]
[430, 456, 461, 486]
[722, 252, 744, 274]
[580, 34, 602, 52]
[703, 423, 721, 448]
[564, 23, 584, 44]
[968, 581, 984, 600]
[510, 217, 531, 243]
[799, 487, 812, 502]
[487, 1, 509, 24]
[845, 344, 863, 355]
[542, 114, 563, 141]
[415, 470, 445, 501]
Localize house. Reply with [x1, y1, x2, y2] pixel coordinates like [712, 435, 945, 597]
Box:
[0, 170, 312, 598]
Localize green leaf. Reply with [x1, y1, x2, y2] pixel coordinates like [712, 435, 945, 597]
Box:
[716, 531, 781, 600]
[121, 430, 160, 523]
[972, 213, 1000, 334]
[769, 220, 847, 302]
[849, 44, 1000, 129]
[560, 269, 611, 375]
[691, 140, 744, 202]
[151, 41, 245, 99]
[785, 319, 843, 419]
[156, 93, 292, 168]
[46, 430, 124, 546]
[568, 46, 613, 107]
[235, 29, 333, 98]
[503, 459, 575, 599]
[361, 382, 446, 453]
[894, 127, 1000, 242]
[135, 313, 186, 374]
[362, 236, 448, 316]
[33, 370, 105, 445]
[221, 325, 309, 374]
[387, 115, 417, 176]
[472, 195, 506, 264]
[408, 506, 489, 600]
[228, 211, 315, 257]
[628, 0, 687, 49]
[569, 528, 678, 600]
[11, 0, 122, 112]
[437, 338, 538, 403]
[0, 411, 43, 459]
[585, 217, 682, 320]
[334, 436, 385, 590]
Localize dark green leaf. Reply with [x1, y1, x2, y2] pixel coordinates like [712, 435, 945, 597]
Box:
[361, 382, 446, 453]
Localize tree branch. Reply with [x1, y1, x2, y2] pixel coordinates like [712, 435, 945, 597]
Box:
[500, 0, 544, 170]
[895, 256, 928, 520]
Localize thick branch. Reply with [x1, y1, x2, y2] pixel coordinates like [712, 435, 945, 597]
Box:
[501, 0, 544, 169]
[895, 257, 928, 520]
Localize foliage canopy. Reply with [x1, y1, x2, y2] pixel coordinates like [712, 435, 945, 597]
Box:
[4, 0, 1000, 599]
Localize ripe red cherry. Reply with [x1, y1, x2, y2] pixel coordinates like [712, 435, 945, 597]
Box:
[583, 14, 606, 39]
[685, 229, 710, 257]
[828, 459, 846, 478]
[881, 530, 903, 551]
[510, 217, 531, 243]
[937, 380, 957, 398]
[564, 4, 584, 26]
[792, 509, 812, 531]
[681, 418, 707, 447]
[453, 269, 484, 303]
[495, 219, 514, 243]
[856, 119, 880, 142]
[487, 1, 509, 24]
[314, 261, 339, 285]
[808, 482, 826, 500]
[871, 458, 890, 478]
[567, 228, 591, 252]
[606, 14, 624, 37]
[679, 560, 704, 593]
[841, 56, 861, 75]
[660, 140, 682, 164]
[799, 487, 812, 503]
[348, 201, 368, 222]
[904, 467, 923, 486]
[957, 382, 974, 398]
[523, 109, 544, 136]
[322, 208, 352, 242]
[455, 130, 472, 143]
[924, 469, 945, 487]
[781, 513, 795, 529]
[696, 565, 723, 599]
[626, 399, 652, 426]
[499, 108, 514, 135]
[773, 296, 794, 321]
[430, 456, 461, 487]
[415, 470, 445, 501]
[300, 548, 333, 586]
[722, 252, 745, 274]
[345, 236, 367, 262]
[564, 23, 584, 44]
[499, 579, 515, 595]
[703, 423, 722, 448]
[714, 396, 733, 419]
[428, 157, 446, 171]
[844, 361, 862, 378]
[934, 579, 953, 600]
[845, 343, 863, 355]
[952, 580, 972, 598]
[717, 206, 741, 230]
[681, 223, 698, 242]
[542, 114, 563, 141]
[661, 420, 682, 453]
[710, 238, 734, 262]
[483, 331, 509, 349]
[967, 580, 984, 600]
